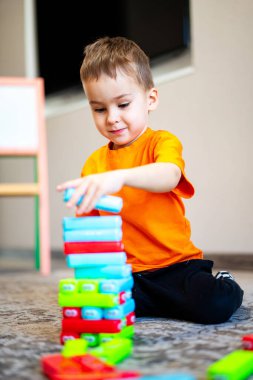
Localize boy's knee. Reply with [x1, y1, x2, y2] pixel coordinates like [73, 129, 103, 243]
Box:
[191, 297, 236, 324]
[189, 279, 244, 324]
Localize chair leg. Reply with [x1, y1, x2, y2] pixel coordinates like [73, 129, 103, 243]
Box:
[34, 154, 51, 275]
[39, 182, 51, 276]
[35, 194, 40, 270]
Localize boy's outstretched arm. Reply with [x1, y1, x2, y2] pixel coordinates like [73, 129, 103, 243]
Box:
[57, 162, 181, 214]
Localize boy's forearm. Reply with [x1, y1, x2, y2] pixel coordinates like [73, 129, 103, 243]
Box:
[120, 163, 181, 192]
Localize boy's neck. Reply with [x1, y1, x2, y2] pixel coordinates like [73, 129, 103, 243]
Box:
[110, 126, 148, 150]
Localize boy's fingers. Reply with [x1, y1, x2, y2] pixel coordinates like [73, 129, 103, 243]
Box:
[76, 183, 99, 214]
[86, 188, 104, 213]
[66, 182, 88, 208]
[56, 178, 84, 191]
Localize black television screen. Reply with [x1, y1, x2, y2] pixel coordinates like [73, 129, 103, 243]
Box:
[35, 0, 190, 95]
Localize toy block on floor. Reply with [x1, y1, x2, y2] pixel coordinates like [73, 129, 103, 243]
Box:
[139, 374, 196, 380]
[41, 352, 140, 380]
[242, 334, 253, 350]
[89, 337, 133, 365]
[62, 339, 88, 358]
[207, 349, 253, 380]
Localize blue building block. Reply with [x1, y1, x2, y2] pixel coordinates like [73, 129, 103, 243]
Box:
[74, 264, 132, 279]
[63, 215, 122, 231]
[66, 252, 127, 268]
[63, 228, 122, 242]
[99, 277, 134, 293]
[104, 299, 135, 320]
[64, 188, 123, 213]
[140, 374, 196, 380]
[81, 306, 104, 320]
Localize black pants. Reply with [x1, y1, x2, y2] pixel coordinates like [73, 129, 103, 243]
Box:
[132, 259, 244, 324]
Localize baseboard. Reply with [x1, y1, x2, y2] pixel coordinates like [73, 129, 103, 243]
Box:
[205, 253, 253, 271]
[1, 249, 252, 271]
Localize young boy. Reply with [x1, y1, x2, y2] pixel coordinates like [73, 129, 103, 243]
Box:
[57, 36, 243, 324]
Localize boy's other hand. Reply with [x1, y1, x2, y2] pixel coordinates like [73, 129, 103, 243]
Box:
[56, 170, 125, 214]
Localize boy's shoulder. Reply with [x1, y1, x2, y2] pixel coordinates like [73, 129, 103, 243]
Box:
[148, 128, 182, 145]
[87, 143, 108, 160]
[81, 144, 108, 176]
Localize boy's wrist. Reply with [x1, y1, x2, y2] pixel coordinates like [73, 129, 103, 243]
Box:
[119, 168, 138, 189]
[117, 169, 129, 187]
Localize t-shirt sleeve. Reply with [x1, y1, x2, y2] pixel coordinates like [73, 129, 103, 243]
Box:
[153, 132, 195, 199]
[80, 155, 98, 177]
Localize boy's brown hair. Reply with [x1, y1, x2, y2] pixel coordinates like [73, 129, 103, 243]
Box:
[80, 36, 154, 90]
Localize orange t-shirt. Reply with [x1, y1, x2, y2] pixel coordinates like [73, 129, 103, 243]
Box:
[81, 128, 203, 272]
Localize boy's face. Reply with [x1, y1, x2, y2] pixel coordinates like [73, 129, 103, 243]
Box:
[83, 70, 158, 149]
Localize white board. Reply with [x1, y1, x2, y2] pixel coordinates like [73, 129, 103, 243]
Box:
[0, 80, 40, 152]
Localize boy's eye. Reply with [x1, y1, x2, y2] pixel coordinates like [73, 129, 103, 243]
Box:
[119, 102, 130, 108]
[94, 107, 105, 113]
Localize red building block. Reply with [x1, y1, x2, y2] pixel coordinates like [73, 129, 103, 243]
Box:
[60, 332, 80, 345]
[41, 353, 140, 380]
[126, 312, 135, 326]
[62, 318, 123, 334]
[63, 307, 82, 319]
[64, 241, 124, 254]
[242, 334, 253, 350]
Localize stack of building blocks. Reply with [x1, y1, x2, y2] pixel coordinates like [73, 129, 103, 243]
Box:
[41, 189, 198, 379]
[59, 189, 135, 364]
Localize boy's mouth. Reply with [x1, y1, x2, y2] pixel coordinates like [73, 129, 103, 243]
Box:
[110, 127, 127, 135]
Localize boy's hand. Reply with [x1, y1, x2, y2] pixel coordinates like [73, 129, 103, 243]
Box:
[57, 163, 181, 214]
[57, 170, 125, 214]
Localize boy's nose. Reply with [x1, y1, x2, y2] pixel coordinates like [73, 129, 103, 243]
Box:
[107, 109, 120, 125]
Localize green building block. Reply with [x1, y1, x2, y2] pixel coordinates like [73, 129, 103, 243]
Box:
[99, 325, 134, 344]
[78, 279, 100, 293]
[80, 333, 100, 347]
[89, 338, 133, 365]
[59, 279, 79, 295]
[59, 292, 119, 308]
[61, 338, 88, 358]
[207, 349, 253, 380]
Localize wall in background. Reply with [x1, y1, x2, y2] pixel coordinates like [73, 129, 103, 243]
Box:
[0, 0, 253, 254]
[0, 0, 26, 76]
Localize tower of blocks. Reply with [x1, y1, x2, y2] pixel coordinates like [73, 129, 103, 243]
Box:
[41, 189, 197, 379]
[59, 188, 135, 364]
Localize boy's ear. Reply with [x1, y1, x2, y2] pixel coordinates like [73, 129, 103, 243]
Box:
[147, 87, 159, 111]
